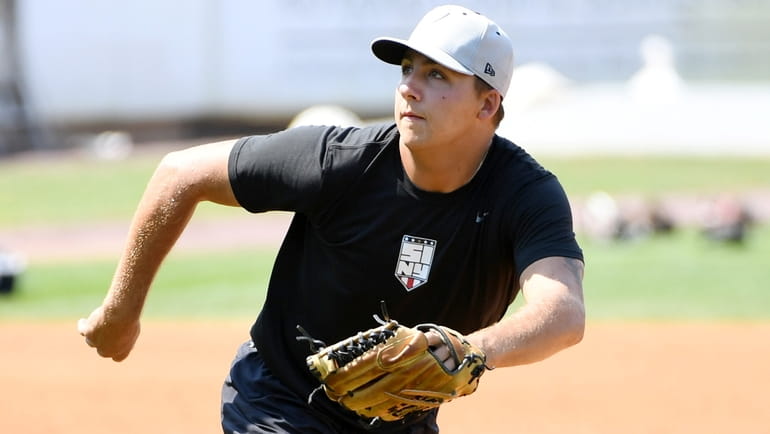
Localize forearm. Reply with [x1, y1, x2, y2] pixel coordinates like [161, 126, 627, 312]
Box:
[468, 256, 586, 368]
[101, 157, 202, 320]
[79, 141, 236, 361]
[468, 292, 585, 368]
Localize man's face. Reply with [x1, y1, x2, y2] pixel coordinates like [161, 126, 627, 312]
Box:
[394, 50, 484, 150]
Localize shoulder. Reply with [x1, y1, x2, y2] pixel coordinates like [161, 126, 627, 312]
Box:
[490, 138, 583, 269]
[320, 122, 399, 165]
[234, 122, 397, 151]
[487, 135, 557, 192]
[230, 123, 398, 176]
[323, 122, 398, 147]
[484, 135, 574, 223]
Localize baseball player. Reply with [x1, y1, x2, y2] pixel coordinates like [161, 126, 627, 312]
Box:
[79, 5, 585, 433]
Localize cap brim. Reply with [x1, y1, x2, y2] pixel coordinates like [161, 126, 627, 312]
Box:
[371, 37, 474, 76]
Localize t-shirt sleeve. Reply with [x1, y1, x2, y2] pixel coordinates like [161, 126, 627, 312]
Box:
[228, 125, 335, 214]
[228, 123, 396, 214]
[509, 175, 583, 278]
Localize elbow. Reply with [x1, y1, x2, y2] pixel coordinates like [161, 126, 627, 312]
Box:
[157, 150, 189, 177]
[154, 151, 184, 185]
[154, 151, 202, 201]
[566, 316, 585, 348]
[562, 296, 585, 348]
[548, 291, 585, 350]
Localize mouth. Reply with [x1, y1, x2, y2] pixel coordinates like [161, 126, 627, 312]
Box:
[400, 111, 425, 121]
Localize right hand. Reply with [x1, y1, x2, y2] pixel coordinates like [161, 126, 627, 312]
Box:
[77, 305, 141, 362]
[425, 328, 459, 371]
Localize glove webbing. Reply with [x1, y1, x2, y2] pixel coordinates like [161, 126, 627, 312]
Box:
[296, 301, 398, 428]
[296, 300, 393, 360]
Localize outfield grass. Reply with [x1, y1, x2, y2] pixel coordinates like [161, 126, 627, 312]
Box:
[579, 226, 770, 320]
[2, 225, 769, 320]
[0, 155, 154, 226]
[1, 152, 768, 320]
[0, 247, 278, 320]
[540, 155, 770, 198]
[1, 152, 768, 226]
[0, 152, 241, 226]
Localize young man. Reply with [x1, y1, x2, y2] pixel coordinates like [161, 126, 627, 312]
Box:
[79, 5, 585, 433]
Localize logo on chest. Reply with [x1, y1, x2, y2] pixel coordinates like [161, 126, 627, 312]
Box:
[395, 235, 437, 291]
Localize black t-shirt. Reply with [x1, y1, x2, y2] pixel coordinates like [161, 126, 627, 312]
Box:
[229, 122, 582, 399]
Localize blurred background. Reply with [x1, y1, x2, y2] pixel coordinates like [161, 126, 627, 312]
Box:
[1, 0, 770, 312]
[1, 2, 770, 433]
[1, 0, 768, 155]
[1, 0, 768, 316]
[0, 0, 768, 309]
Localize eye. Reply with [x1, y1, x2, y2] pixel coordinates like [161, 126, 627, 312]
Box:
[400, 63, 413, 76]
[429, 69, 446, 80]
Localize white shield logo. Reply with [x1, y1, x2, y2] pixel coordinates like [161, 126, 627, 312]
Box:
[395, 235, 436, 291]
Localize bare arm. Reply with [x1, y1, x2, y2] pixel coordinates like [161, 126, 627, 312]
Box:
[467, 256, 585, 368]
[78, 139, 239, 361]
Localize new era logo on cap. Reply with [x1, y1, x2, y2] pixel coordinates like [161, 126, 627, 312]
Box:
[484, 63, 496, 77]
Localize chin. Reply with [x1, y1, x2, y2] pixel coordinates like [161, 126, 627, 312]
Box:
[397, 124, 428, 147]
[398, 132, 425, 149]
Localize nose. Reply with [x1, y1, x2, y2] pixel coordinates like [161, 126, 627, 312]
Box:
[398, 74, 421, 101]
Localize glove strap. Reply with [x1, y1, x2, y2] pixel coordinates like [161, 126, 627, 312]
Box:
[372, 299, 391, 324]
[296, 325, 327, 352]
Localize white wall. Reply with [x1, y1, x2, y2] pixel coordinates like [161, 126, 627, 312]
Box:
[14, 0, 770, 125]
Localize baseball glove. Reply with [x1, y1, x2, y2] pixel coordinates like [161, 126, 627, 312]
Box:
[297, 307, 489, 423]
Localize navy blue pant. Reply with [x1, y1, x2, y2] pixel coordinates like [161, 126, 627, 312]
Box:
[221, 341, 440, 434]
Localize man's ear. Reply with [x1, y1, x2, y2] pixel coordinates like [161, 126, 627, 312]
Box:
[478, 91, 502, 121]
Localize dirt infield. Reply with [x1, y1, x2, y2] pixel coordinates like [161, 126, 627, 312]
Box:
[1, 321, 768, 434]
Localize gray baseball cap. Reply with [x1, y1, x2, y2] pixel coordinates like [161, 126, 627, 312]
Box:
[371, 5, 514, 98]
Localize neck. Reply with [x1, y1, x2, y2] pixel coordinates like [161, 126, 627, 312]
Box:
[400, 135, 493, 193]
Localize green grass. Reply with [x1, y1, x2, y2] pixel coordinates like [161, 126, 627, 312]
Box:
[540, 155, 770, 198]
[0, 247, 277, 320]
[0, 155, 155, 226]
[0, 152, 243, 227]
[3, 226, 769, 321]
[580, 225, 770, 320]
[1, 152, 769, 321]
[1, 153, 768, 226]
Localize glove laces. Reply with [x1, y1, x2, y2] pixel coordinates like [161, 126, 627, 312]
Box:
[296, 300, 395, 364]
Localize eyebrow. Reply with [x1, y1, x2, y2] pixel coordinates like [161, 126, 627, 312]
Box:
[402, 50, 440, 66]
